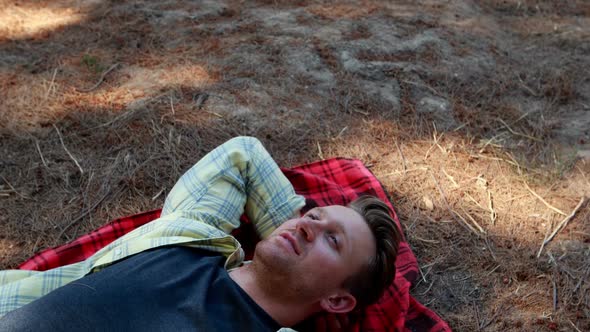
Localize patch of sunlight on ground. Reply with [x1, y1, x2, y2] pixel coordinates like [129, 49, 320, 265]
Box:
[119, 64, 215, 96]
[0, 1, 95, 40]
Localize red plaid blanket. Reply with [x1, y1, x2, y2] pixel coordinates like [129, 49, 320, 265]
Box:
[20, 158, 450, 332]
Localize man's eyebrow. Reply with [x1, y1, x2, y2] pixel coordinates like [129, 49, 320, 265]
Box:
[318, 207, 348, 245]
[317, 207, 325, 216]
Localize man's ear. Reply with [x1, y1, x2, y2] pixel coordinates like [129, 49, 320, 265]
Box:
[320, 292, 357, 314]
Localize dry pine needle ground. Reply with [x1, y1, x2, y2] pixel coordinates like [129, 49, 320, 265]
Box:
[1, 0, 590, 331]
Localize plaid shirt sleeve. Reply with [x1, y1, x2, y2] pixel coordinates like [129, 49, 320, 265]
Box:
[162, 136, 305, 238]
[0, 136, 305, 317]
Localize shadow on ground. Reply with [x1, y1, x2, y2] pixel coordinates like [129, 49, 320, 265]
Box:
[2, 1, 590, 331]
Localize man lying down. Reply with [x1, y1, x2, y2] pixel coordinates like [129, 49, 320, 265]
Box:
[0, 136, 400, 331]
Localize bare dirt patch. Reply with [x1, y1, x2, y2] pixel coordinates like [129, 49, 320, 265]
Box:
[1, 0, 589, 331]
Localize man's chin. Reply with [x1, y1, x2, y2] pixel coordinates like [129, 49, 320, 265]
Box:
[253, 239, 295, 272]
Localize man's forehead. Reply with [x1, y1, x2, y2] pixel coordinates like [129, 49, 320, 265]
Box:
[321, 205, 376, 261]
[318, 205, 361, 218]
[317, 205, 367, 232]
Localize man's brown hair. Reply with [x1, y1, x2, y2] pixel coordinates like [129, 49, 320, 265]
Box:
[345, 195, 401, 308]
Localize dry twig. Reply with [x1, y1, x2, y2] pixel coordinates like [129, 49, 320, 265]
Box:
[333, 126, 348, 140]
[351, 108, 369, 116]
[575, 165, 590, 187]
[517, 76, 541, 97]
[497, 118, 541, 142]
[430, 172, 480, 236]
[453, 208, 482, 235]
[484, 235, 497, 261]
[473, 175, 497, 224]
[475, 153, 537, 174]
[382, 167, 429, 177]
[474, 302, 482, 332]
[479, 305, 503, 330]
[400, 79, 442, 96]
[0, 176, 28, 199]
[414, 235, 440, 244]
[537, 196, 588, 258]
[394, 139, 407, 171]
[465, 193, 487, 210]
[205, 111, 224, 118]
[76, 63, 120, 93]
[460, 206, 486, 234]
[525, 181, 567, 216]
[169, 95, 176, 115]
[573, 266, 590, 292]
[35, 139, 48, 168]
[424, 131, 444, 160]
[442, 169, 459, 188]
[193, 92, 209, 109]
[152, 188, 165, 201]
[487, 189, 497, 225]
[57, 188, 118, 239]
[478, 132, 506, 153]
[316, 141, 324, 160]
[552, 276, 558, 311]
[54, 125, 84, 175]
[569, 319, 583, 332]
[45, 67, 59, 99]
[419, 280, 435, 295]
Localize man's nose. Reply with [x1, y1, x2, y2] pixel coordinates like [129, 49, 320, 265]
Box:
[296, 218, 317, 242]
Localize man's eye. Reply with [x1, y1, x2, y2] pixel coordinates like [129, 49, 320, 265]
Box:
[307, 213, 319, 220]
[329, 234, 338, 246]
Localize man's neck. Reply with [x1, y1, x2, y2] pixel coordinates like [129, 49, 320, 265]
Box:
[228, 263, 318, 327]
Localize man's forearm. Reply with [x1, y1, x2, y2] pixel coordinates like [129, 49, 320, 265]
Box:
[161, 136, 305, 238]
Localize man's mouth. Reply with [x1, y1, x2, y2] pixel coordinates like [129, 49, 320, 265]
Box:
[279, 232, 301, 255]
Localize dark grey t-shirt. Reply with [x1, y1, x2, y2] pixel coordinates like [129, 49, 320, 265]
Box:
[0, 247, 280, 331]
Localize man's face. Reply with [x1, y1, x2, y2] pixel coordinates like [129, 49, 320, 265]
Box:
[253, 205, 376, 301]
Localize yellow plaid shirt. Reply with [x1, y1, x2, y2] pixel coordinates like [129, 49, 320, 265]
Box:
[0, 137, 305, 320]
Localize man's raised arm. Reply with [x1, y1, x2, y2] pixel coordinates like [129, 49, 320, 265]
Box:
[161, 136, 305, 238]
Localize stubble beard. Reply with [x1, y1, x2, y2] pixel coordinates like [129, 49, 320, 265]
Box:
[251, 237, 318, 303]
